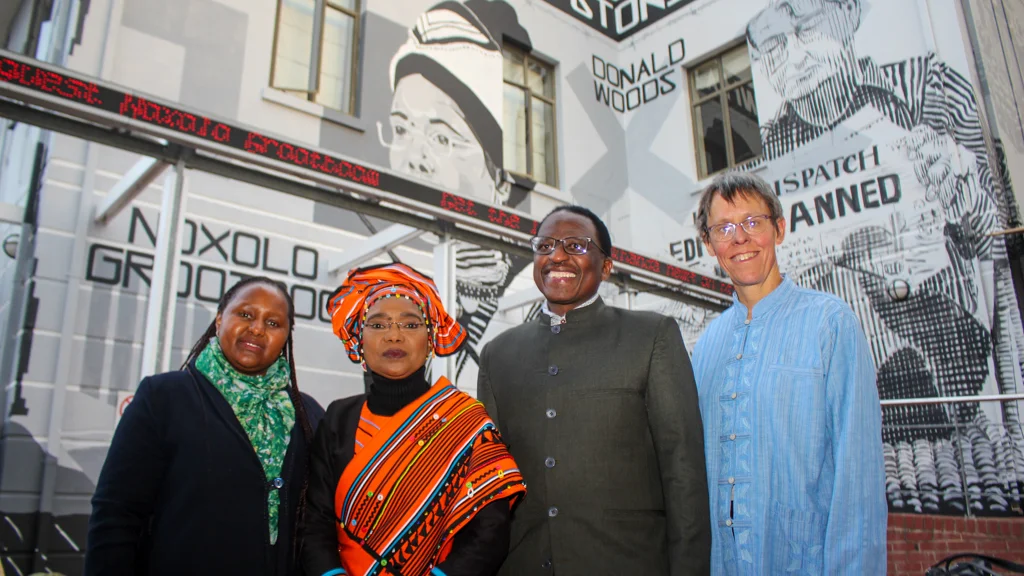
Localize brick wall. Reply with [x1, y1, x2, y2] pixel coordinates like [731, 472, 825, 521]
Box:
[887, 513, 1024, 575]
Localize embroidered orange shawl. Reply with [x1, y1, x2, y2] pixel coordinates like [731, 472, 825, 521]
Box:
[334, 378, 526, 576]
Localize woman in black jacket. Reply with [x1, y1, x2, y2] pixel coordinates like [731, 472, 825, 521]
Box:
[85, 276, 325, 575]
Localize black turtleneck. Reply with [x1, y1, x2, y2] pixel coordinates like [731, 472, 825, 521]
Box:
[365, 366, 430, 417]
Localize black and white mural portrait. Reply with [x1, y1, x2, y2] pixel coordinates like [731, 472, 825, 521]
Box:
[746, 0, 1024, 515]
[378, 0, 534, 383]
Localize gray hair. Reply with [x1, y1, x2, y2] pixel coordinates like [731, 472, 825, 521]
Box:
[696, 172, 784, 242]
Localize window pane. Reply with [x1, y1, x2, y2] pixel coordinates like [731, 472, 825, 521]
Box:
[531, 98, 556, 185]
[722, 46, 751, 85]
[728, 84, 762, 164]
[696, 99, 728, 176]
[328, 0, 357, 12]
[315, 7, 356, 114]
[503, 47, 525, 84]
[502, 84, 528, 175]
[692, 60, 721, 99]
[272, 0, 315, 92]
[527, 58, 554, 99]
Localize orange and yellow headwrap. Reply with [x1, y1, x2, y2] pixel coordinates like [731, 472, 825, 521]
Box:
[326, 263, 466, 363]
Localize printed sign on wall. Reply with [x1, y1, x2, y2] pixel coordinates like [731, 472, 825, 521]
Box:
[540, 0, 698, 41]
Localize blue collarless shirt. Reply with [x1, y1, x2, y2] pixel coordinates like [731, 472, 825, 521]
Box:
[693, 277, 887, 575]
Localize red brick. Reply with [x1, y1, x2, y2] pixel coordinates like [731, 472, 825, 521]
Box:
[912, 551, 938, 562]
[973, 540, 1010, 552]
[904, 561, 925, 574]
[918, 540, 947, 552]
[889, 540, 915, 552]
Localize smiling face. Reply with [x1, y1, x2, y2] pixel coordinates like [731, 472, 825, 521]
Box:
[532, 211, 612, 317]
[215, 283, 291, 376]
[388, 74, 496, 202]
[703, 191, 786, 309]
[361, 296, 431, 380]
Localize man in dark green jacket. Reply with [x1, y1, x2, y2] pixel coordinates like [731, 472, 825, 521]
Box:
[478, 205, 711, 576]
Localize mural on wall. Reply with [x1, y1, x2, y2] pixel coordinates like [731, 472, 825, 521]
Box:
[539, 0, 698, 41]
[675, 0, 1024, 516]
[378, 0, 533, 382]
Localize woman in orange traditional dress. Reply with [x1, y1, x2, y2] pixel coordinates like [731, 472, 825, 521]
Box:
[302, 263, 526, 576]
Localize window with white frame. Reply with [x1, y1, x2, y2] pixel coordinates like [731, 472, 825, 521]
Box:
[270, 0, 360, 115]
[689, 44, 762, 178]
[502, 44, 557, 187]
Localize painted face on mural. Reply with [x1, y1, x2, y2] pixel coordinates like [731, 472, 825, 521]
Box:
[215, 283, 291, 376]
[361, 296, 432, 380]
[702, 192, 786, 292]
[749, 0, 860, 101]
[386, 74, 497, 202]
[532, 211, 613, 317]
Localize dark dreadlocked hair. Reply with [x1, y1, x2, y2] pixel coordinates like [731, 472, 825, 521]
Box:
[181, 275, 315, 566]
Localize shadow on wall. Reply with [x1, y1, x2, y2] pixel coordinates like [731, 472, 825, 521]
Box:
[1, 422, 92, 575]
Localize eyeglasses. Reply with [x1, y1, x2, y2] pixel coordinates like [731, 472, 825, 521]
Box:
[530, 236, 606, 256]
[749, 2, 851, 61]
[364, 320, 427, 333]
[375, 119, 477, 161]
[704, 214, 776, 243]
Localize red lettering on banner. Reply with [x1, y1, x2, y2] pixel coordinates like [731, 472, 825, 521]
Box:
[34, 70, 61, 94]
[242, 131, 380, 187]
[488, 207, 521, 230]
[178, 112, 197, 133]
[612, 248, 661, 273]
[0, 58, 102, 104]
[118, 94, 231, 142]
[0, 59, 22, 82]
[322, 155, 336, 175]
[666, 264, 696, 284]
[244, 132, 272, 155]
[211, 123, 231, 142]
[441, 192, 478, 217]
[278, 142, 295, 162]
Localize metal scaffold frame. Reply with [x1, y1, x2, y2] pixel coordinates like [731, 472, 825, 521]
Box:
[0, 49, 733, 302]
[0, 47, 734, 386]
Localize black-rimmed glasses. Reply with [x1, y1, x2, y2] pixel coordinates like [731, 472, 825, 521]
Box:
[530, 236, 606, 256]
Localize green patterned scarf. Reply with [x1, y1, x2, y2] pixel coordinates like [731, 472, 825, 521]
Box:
[195, 337, 296, 544]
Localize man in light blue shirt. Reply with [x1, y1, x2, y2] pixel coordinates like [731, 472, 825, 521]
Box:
[692, 172, 886, 575]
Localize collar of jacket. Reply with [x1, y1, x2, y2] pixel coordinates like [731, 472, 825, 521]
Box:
[729, 275, 795, 327]
[534, 296, 606, 325]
